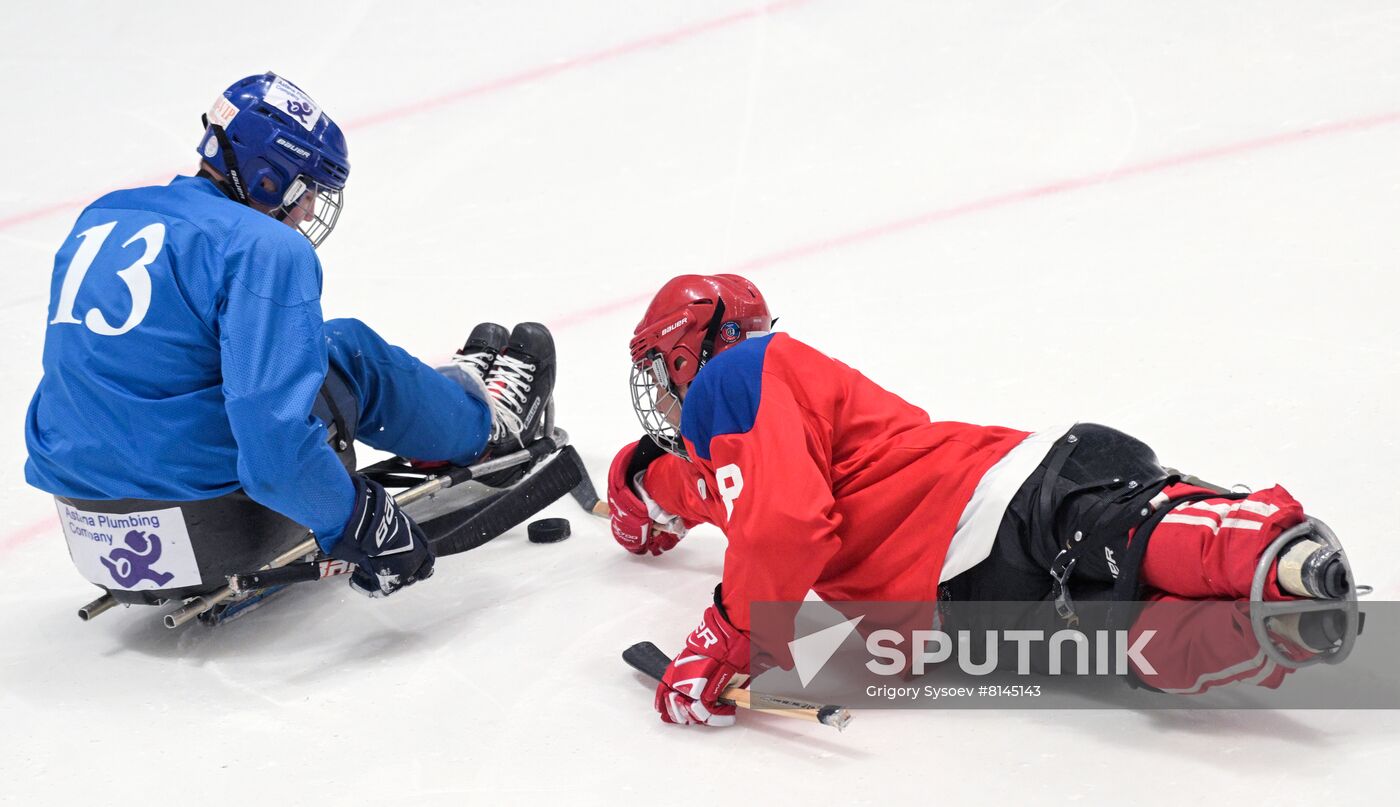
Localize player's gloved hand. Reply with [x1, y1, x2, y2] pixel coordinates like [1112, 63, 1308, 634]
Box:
[608, 437, 687, 556]
[655, 594, 750, 727]
[329, 474, 435, 597]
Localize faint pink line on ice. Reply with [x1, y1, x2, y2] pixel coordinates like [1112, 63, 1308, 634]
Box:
[546, 110, 1400, 332]
[0, 171, 180, 232]
[715, 110, 1400, 277]
[2, 514, 58, 554]
[6, 90, 1398, 554]
[345, 0, 814, 130]
[549, 290, 658, 331]
[0, 0, 813, 234]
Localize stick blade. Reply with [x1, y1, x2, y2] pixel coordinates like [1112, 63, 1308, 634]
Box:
[622, 641, 672, 681]
[428, 448, 584, 556]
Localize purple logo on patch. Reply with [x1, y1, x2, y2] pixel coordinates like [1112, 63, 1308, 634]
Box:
[100, 530, 174, 588]
[284, 99, 315, 125]
[720, 321, 741, 344]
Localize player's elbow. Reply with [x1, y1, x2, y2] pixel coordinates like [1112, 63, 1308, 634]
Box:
[236, 468, 282, 504]
[227, 405, 332, 484]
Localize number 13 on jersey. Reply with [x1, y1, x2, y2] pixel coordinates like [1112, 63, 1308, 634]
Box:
[50, 220, 164, 336]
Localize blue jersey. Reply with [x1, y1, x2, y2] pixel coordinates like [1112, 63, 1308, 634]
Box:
[25, 175, 354, 544]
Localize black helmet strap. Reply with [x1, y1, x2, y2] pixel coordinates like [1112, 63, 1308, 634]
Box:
[697, 297, 727, 371]
[200, 114, 251, 207]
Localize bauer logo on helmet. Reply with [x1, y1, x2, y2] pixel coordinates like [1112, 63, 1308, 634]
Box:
[660, 316, 689, 338]
[275, 137, 311, 159]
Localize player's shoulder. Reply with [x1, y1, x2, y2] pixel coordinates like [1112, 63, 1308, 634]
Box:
[88, 176, 311, 257]
[101, 176, 320, 303]
[680, 333, 781, 460]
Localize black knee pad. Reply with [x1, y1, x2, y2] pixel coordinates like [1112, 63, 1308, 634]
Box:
[944, 424, 1178, 607]
[1056, 423, 1164, 487]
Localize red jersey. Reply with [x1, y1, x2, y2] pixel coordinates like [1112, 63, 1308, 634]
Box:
[641, 333, 1055, 631]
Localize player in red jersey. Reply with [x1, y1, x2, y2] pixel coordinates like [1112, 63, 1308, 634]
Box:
[607, 274, 1358, 726]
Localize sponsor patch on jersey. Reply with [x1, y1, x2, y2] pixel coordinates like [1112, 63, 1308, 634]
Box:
[208, 96, 240, 127]
[57, 503, 201, 591]
[720, 321, 741, 344]
[263, 76, 323, 131]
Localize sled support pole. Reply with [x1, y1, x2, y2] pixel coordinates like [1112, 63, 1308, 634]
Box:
[164, 535, 320, 629]
[163, 451, 538, 628]
[165, 430, 573, 629]
[78, 593, 117, 621]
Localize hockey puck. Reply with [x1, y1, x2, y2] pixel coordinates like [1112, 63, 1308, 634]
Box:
[527, 517, 571, 544]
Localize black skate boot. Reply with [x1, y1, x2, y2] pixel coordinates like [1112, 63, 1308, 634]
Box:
[1277, 539, 1351, 599]
[412, 323, 511, 473]
[452, 322, 509, 383]
[484, 322, 557, 453]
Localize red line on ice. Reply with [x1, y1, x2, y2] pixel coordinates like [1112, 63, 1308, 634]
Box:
[0, 3, 815, 552]
[5, 110, 1399, 555]
[6, 92, 1399, 557]
[0, 0, 813, 233]
[715, 110, 1400, 277]
[344, 0, 814, 130]
[552, 110, 1400, 330]
[2, 514, 58, 554]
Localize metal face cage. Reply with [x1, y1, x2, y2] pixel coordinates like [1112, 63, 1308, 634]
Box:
[280, 176, 343, 248]
[630, 351, 688, 459]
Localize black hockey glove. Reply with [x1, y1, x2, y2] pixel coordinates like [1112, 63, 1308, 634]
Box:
[329, 474, 436, 597]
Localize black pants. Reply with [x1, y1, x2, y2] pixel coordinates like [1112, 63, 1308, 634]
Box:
[940, 423, 1176, 605]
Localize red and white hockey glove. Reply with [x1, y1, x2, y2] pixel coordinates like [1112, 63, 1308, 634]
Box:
[608, 438, 687, 556]
[655, 597, 751, 727]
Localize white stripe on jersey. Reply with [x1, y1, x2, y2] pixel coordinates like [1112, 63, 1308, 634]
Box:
[1159, 513, 1267, 533]
[942, 425, 1072, 582]
[1160, 513, 1223, 530]
[1156, 649, 1268, 695]
[1174, 499, 1278, 520]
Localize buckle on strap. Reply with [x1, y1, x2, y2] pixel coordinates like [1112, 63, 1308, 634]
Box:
[1050, 551, 1079, 626]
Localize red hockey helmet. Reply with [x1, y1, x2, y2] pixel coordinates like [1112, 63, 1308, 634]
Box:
[629, 274, 772, 457]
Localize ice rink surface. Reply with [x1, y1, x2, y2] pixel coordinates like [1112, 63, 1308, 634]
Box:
[2, 1, 1398, 803]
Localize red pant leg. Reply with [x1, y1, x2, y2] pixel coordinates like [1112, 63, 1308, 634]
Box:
[1130, 594, 1310, 693]
[1139, 484, 1306, 600]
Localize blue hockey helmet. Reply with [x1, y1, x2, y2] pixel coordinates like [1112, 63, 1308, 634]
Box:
[196, 72, 350, 247]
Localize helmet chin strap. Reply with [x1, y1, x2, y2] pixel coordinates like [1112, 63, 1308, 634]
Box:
[199, 114, 251, 206]
[665, 297, 726, 406]
[696, 297, 727, 369]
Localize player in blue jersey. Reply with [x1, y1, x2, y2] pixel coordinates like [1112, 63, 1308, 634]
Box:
[25, 73, 557, 601]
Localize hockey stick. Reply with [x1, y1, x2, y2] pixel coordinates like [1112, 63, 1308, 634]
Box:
[623, 641, 853, 731]
[166, 434, 571, 627]
[226, 441, 594, 592]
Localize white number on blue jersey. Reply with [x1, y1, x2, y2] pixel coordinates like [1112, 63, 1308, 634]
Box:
[50, 220, 163, 336]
